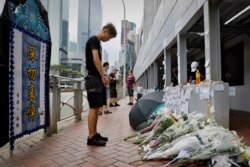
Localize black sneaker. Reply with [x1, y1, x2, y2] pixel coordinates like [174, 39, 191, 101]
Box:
[127, 102, 133, 105]
[87, 135, 106, 146]
[104, 110, 112, 114]
[110, 104, 114, 107]
[96, 133, 108, 141]
[114, 103, 120, 106]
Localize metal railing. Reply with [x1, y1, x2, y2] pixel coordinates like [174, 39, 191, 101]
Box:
[60, 94, 89, 121]
[47, 75, 88, 136]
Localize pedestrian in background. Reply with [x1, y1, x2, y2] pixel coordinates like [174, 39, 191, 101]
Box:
[171, 68, 178, 86]
[99, 62, 112, 115]
[126, 71, 135, 105]
[136, 82, 144, 100]
[109, 68, 120, 107]
[85, 23, 117, 146]
[188, 61, 204, 84]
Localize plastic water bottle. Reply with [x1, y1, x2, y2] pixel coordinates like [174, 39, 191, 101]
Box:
[196, 70, 201, 84]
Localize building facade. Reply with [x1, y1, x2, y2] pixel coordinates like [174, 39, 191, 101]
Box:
[135, 0, 250, 112]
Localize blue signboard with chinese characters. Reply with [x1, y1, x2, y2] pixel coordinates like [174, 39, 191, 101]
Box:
[0, 0, 51, 149]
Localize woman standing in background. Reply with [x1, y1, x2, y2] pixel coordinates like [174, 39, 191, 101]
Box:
[126, 71, 135, 105]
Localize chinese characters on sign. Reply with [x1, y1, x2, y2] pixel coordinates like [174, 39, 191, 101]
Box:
[26, 45, 38, 121]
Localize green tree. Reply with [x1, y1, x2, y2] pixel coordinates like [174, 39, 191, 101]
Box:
[50, 64, 84, 78]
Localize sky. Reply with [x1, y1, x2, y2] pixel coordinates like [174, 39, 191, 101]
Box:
[101, 0, 144, 66]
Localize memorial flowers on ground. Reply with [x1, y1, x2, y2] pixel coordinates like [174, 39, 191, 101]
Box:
[125, 107, 250, 166]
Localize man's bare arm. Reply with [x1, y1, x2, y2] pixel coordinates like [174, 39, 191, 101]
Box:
[92, 49, 104, 77]
[92, 49, 108, 85]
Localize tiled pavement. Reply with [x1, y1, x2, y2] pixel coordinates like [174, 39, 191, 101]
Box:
[0, 99, 250, 167]
[230, 109, 250, 145]
[0, 98, 168, 167]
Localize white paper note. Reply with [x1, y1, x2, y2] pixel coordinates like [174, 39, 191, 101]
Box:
[195, 86, 200, 93]
[210, 105, 215, 113]
[185, 89, 191, 99]
[214, 84, 224, 91]
[211, 90, 214, 97]
[205, 60, 210, 67]
[181, 102, 189, 114]
[229, 87, 236, 96]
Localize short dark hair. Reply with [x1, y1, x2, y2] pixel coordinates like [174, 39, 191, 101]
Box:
[103, 62, 109, 67]
[102, 23, 117, 37]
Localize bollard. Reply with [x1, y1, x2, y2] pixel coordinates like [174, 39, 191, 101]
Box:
[51, 77, 60, 133]
[74, 81, 82, 122]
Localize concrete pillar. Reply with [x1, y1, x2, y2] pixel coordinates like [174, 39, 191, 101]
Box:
[244, 37, 250, 85]
[146, 67, 150, 89]
[142, 75, 144, 87]
[74, 81, 82, 122]
[148, 67, 152, 89]
[177, 33, 187, 85]
[164, 49, 171, 86]
[144, 73, 147, 89]
[204, 0, 221, 80]
[51, 77, 60, 134]
[146, 69, 149, 89]
[151, 65, 154, 88]
[153, 62, 158, 89]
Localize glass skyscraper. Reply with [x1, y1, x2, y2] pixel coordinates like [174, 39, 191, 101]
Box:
[121, 20, 137, 70]
[61, 0, 69, 50]
[77, 0, 103, 52]
[40, 0, 102, 72]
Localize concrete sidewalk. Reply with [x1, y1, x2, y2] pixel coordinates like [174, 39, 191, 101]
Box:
[0, 98, 167, 167]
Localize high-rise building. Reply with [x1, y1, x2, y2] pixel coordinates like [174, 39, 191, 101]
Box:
[41, 0, 69, 65]
[61, 20, 68, 49]
[61, 0, 69, 49]
[121, 20, 136, 45]
[77, 0, 103, 52]
[40, 0, 48, 10]
[59, 0, 69, 64]
[46, 0, 62, 65]
[41, 0, 102, 73]
[121, 20, 137, 70]
[118, 51, 123, 67]
[69, 41, 77, 52]
[61, 0, 103, 74]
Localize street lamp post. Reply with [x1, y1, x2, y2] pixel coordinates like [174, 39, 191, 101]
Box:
[122, 0, 126, 98]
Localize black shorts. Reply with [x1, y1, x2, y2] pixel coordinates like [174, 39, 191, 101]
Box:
[110, 87, 117, 98]
[85, 75, 103, 108]
[87, 92, 103, 108]
[127, 87, 134, 97]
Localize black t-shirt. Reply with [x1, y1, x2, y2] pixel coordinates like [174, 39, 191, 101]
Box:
[85, 36, 102, 76]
